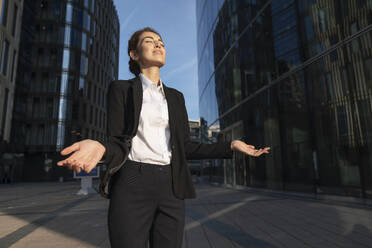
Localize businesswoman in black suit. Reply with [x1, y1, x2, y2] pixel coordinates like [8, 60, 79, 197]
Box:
[58, 27, 270, 248]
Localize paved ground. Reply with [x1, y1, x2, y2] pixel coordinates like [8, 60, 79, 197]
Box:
[1, 181, 372, 248]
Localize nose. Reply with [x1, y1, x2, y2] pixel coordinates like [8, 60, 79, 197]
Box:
[154, 41, 161, 48]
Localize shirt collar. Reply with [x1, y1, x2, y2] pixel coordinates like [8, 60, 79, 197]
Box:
[139, 73, 165, 95]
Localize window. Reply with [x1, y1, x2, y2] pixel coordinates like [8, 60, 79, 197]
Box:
[46, 98, 54, 117]
[94, 84, 96, 103]
[90, 105, 93, 123]
[32, 97, 41, 118]
[0, 0, 9, 26]
[11, 4, 18, 36]
[82, 32, 87, 52]
[79, 77, 84, 96]
[337, 106, 348, 138]
[72, 103, 79, 120]
[350, 22, 360, 52]
[91, 0, 95, 13]
[318, 8, 327, 32]
[25, 125, 31, 145]
[80, 55, 88, 75]
[37, 125, 44, 145]
[1, 88, 9, 138]
[62, 48, 70, 71]
[95, 108, 98, 126]
[364, 58, 372, 89]
[1, 39, 9, 76]
[326, 73, 334, 99]
[87, 81, 91, 99]
[10, 50, 16, 82]
[65, 3, 73, 23]
[83, 103, 87, 122]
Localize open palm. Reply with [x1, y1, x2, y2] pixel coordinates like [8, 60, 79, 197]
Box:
[57, 139, 106, 173]
[231, 140, 270, 157]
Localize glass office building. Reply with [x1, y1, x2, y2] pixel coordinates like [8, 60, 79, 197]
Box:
[197, 0, 372, 199]
[9, 0, 119, 181]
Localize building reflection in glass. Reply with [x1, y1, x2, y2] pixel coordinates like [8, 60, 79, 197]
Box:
[10, 0, 120, 181]
[197, 0, 372, 199]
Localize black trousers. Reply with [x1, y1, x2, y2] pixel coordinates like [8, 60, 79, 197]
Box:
[108, 160, 185, 248]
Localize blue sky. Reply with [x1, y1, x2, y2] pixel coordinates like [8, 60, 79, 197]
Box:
[113, 0, 199, 120]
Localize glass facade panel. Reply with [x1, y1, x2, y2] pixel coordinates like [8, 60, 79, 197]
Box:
[80, 54, 88, 75]
[62, 48, 70, 70]
[91, 0, 95, 13]
[12, 4, 18, 36]
[0, 39, 9, 75]
[56, 121, 65, 150]
[197, 0, 372, 198]
[64, 26, 71, 46]
[58, 97, 67, 120]
[81, 32, 87, 52]
[65, 3, 73, 23]
[0, 0, 9, 25]
[11, 0, 119, 181]
[65, 3, 91, 32]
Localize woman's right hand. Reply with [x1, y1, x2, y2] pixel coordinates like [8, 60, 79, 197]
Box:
[57, 139, 106, 173]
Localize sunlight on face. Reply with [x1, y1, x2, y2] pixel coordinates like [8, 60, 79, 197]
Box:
[133, 31, 166, 68]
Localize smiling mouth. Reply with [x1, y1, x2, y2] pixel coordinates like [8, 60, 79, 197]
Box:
[153, 51, 163, 55]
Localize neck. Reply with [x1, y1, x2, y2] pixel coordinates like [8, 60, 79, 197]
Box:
[140, 67, 160, 86]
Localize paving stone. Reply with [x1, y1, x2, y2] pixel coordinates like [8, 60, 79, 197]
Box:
[1, 182, 372, 248]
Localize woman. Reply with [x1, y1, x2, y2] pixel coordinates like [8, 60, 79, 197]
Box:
[58, 27, 270, 248]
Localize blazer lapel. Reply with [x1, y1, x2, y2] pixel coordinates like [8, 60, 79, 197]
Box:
[131, 77, 143, 137]
[163, 84, 176, 145]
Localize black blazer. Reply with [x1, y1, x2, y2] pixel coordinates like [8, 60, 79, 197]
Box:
[99, 77, 233, 199]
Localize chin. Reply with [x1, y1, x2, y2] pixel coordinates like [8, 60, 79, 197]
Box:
[151, 60, 165, 67]
[143, 58, 165, 68]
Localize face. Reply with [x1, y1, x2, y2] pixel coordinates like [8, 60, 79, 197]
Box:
[130, 31, 166, 69]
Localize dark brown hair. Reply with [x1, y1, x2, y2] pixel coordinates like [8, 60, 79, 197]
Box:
[128, 27, 162, 76]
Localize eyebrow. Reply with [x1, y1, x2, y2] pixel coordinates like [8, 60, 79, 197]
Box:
[141, 36, 163, 42]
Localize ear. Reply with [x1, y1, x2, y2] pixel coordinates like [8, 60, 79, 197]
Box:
[129, 50, 139, 62]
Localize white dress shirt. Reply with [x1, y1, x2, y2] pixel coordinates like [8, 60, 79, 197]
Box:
[128, 73, 172, 165]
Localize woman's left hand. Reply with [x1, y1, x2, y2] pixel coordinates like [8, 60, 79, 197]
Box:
[231, 140, 270, 157]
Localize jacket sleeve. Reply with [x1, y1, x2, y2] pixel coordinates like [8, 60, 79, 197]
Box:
[100, 81, 129, 168]
[179, 92, 233, 160]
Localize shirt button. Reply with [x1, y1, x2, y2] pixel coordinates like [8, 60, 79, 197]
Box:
[172, 145, 175, 149]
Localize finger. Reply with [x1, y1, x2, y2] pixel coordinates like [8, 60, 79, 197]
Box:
[87, 156, 100, 173]
[65, 152, 84, 166]
[59, 160, 71, 167]
[65, 159, 77, 168]
[247, 145, 255, 149]
[78, 156, 94, 171]
[247, 149, 258, 156]
[73, 166, 81, 174]
[85, 165, 93, 174]
[86, 161, 98, 174]
[60, 142, 80, 156]
[84, 163, 94, 173]
[259, 149, 267, 155]
[247, 148, 257, 155]
[57, 160, 66, 166]
[254, 149, 264, 156]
